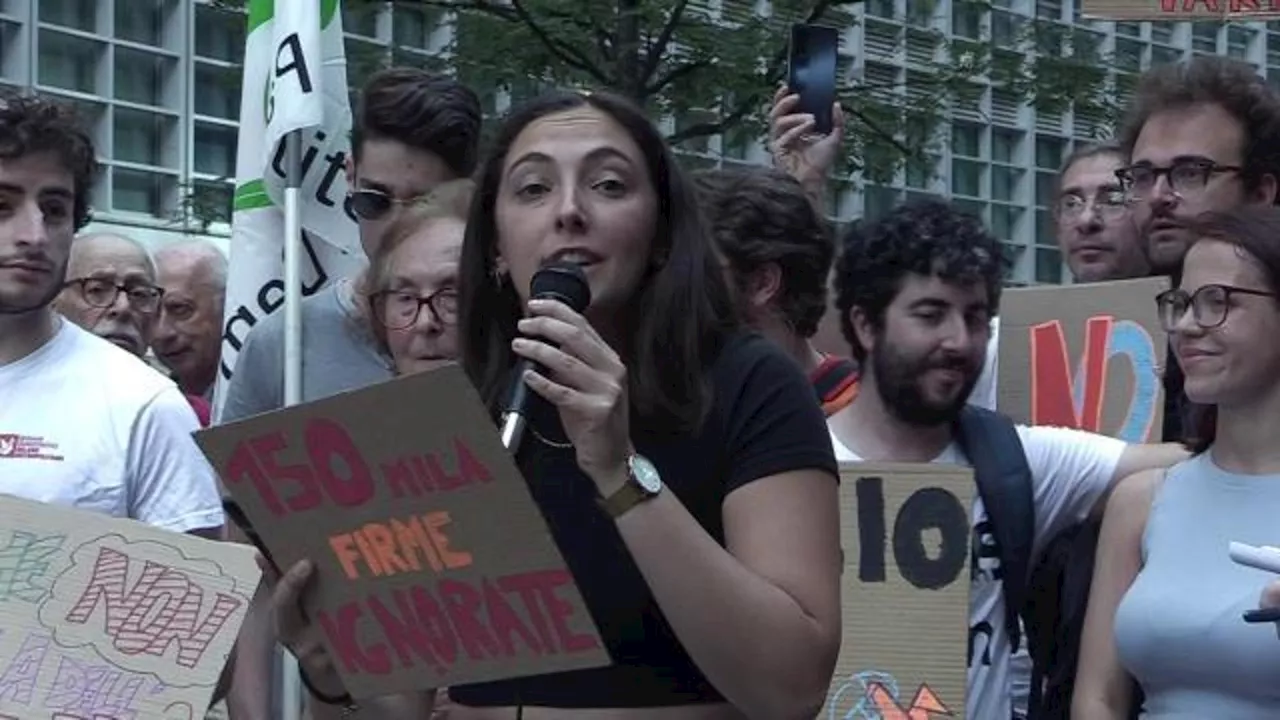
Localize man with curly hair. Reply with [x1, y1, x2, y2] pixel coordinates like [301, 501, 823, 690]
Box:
[826, 196, 1187, 720]
[0, 92, 223, 536]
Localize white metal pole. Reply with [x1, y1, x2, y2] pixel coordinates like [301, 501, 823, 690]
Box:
[280, 128, 304, 720]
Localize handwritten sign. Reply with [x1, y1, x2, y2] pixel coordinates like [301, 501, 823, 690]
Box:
[195, 365, 610, 700]
[1081, 0, 1280, 21]
[998, 277, 1169, 443]
[823, 463, 972, 720]
[0, 494, 259, 720]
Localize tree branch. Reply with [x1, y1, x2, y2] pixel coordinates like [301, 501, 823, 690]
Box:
[646, 59, 712, 96]
[639, 0, 691, 87]
[416, 0, 613, 86]
[509, 0, 613, 85]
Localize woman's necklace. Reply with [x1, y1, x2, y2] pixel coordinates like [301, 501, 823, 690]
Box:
[528, 424, 573, 449]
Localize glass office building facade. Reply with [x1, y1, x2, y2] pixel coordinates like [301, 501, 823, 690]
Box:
[0, 0, 1274, 284]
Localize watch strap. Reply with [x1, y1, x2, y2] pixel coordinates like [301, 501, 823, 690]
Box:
[598, 479, 648, 518]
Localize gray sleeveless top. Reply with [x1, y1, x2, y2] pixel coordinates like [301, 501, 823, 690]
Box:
[1114, 453, 1280, 718]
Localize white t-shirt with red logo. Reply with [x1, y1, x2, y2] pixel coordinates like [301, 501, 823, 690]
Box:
[0, 319, 224, 532]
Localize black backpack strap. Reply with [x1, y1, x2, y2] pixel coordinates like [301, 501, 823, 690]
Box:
[954, 405, 1036, 651]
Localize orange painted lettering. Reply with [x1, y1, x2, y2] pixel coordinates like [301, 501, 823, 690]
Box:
[330, 533, 362, 580]
[867, 682, 951, 719]
[423, 511, 472, 569]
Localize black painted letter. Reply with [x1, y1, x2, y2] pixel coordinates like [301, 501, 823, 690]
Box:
[893, 487, 968, 590]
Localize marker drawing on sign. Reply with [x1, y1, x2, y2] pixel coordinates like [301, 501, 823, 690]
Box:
[854, 477, 968, 590]
[0, 632, 51, 705]
[826, 671, 953, 719]
[43, 655, 146, 719]
[1028, 316, 1159, 442]
[0, 531, 66, 603]
[36, 535, 251, 688]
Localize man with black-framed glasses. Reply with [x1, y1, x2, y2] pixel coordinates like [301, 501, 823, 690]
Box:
[1117, 56, 1280, 446]
[53, 232, 162, 358]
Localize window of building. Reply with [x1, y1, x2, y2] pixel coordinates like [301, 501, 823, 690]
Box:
[193, 63, 239, 120]
[952, 123, 982, 158]
[863, 184, 901, 220]
[1150, 22, 1176, 45]
[114, 48, 175, 107]
[193, 122, 237, 178]
[1035, 246, 1063, 283]
[344, 2, 382, 39]
[1228, 27, 1254, 59]
[195, 4, 245, 62]
[114, 108, 175, 168]
[990, 203, 1022, 241]
[1192, 23, 1218, 54]
[954, 198, 987, 224]
[951, 159, 985, 197]
[951, 1, 983, 39]
[1035, 134, 1065, 170]
[992, 128, 1021, 164]
[112, 168, 169, 216]
[992, 165, 1022, 202]
[38, 31, 104, 95]
[1115, 38, 1143, 72]
[906, 153, 937, 189]
[394, 5, 444, 49]
[115, 0, 174, 48]
[39, 0, 98, 33]
[867, 0, 897, 20]
[1035, 207, 1056, 250]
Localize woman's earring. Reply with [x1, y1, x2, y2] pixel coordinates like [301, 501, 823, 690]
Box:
[491, 267, 507, 289]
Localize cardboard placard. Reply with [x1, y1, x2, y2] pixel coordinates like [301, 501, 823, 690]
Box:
[0, 494, 259, 720]
[997, 277, 1170, 443]
[823, 463, 973, 720]
[195, 366, 610, 700]
[1081, 0, 1280, 20]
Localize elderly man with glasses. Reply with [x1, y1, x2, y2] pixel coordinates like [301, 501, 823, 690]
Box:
[54, 232, 164, 357]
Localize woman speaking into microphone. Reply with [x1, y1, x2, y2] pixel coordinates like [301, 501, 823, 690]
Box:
[261, 89, 842, 720]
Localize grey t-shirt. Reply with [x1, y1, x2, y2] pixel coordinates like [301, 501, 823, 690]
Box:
[218, 281, 394, 423]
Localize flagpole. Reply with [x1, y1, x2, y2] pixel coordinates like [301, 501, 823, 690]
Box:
[280, 127, 304, 720]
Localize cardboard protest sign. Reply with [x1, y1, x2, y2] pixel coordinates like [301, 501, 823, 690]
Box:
[195, 365, 610, 699]
[998, 277, 1170, 443]
[0, 494, 259, 720]
[823, 463, 973, 720]
[1081, 0, 1280, 21]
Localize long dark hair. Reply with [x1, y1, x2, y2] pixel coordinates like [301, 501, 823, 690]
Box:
[1179, 207, 1280, 453]
[457, 90, 738, 432]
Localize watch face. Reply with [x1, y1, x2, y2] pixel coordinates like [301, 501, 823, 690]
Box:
[630, 455, 663, 494]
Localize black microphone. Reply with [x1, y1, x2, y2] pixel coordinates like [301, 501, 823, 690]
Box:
[500, 261, 592, 451]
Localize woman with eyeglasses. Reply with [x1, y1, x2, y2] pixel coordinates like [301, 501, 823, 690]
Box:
[361, 179, 471, 378]
[1073, 206, 1280, 718]
[257, 90, 842, 720]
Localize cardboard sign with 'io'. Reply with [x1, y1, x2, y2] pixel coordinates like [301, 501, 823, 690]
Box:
[195, 366, 610, 699]
[823, 463, 973, 719]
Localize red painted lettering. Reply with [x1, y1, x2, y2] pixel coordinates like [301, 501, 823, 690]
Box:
[317, 602, 391, 675]
[454, 439, 493, 484]
[305, 419, 375, 507]
[223, 441, 285, 516]
[368, 591, 447, 673]
[481, 579, 542, 657]
[410, 455, 438, 492]
[425, 453, 466, 491]
[380, 459, 421, 498]
[439, 579, 500, 660]
[63, 547, 241, 668]
[408, 586, 460, 669]
[249, 432, 322, 514]
[528, 569, 601, 653]
[1029, 316, 1112, 432]
[496, 574, 557, 652]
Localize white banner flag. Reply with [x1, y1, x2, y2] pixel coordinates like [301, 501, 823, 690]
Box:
[215, 0, 363, 417]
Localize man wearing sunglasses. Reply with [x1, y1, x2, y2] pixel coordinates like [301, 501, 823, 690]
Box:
[1118, 56, 1280, 445]
[217, 67, 483, 720]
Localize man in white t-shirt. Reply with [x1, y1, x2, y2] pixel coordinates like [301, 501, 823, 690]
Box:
[826, 197, 1187, 719]
[0, 94, 223, 537]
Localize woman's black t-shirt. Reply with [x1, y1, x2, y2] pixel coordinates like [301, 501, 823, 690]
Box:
[449, 331, 838, 708]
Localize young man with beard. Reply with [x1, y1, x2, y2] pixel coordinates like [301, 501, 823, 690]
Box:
[826, 197, 1187, 720]
[1118, 57, 1280, 443]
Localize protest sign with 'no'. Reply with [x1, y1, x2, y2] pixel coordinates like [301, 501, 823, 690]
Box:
[0, 495, 259, 720]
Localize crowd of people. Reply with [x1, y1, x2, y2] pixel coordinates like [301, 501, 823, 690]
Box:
[2, 47, 1279, 720]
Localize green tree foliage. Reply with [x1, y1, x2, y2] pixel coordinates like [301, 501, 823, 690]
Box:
[213, 0, 1124, 189]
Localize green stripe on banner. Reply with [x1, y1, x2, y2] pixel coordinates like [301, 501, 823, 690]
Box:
[249, 0, 339, 33]
[247, 0, 274, 34]
[233, 180, 273, 211]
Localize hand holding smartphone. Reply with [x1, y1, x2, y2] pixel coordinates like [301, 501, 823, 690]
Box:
[786, 23, 839, 136]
